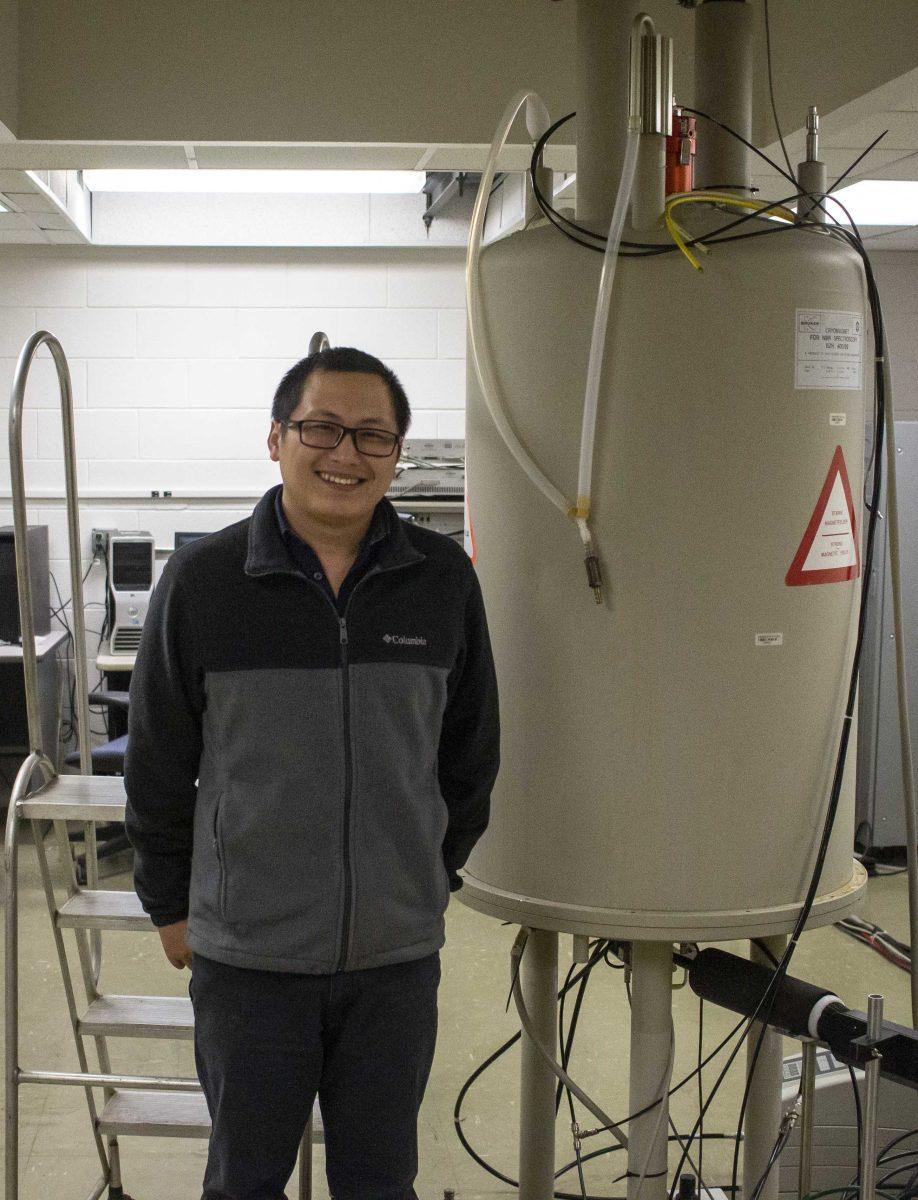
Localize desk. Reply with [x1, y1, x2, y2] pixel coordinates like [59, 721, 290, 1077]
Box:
[96, 652, 135, 738]
[0, 629, 68, 769]
[97, 652, 136, 674]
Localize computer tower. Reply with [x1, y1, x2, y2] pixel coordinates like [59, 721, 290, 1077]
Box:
[107, 532, 156, 655]
[0, 525, 51, 643]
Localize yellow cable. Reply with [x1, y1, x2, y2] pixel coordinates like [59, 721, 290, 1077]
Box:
[664, 192, 797, 271]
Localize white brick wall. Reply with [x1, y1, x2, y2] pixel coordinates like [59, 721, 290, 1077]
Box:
[1, 244, 468, 551]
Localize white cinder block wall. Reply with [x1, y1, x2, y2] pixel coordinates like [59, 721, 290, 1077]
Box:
[0, 245, 467, 723]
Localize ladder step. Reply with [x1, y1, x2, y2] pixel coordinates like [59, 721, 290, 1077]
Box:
[79, 995, 194, 1039]
[97, 1091, 325, 1142]
[98, 1090, 211, 1138]
[58, 890, 153, 931]
[19, 774, 127, 822]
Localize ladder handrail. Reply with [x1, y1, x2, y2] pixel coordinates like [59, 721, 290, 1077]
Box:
[8, 332, 92, 773]
[5, 750, 58, 1200]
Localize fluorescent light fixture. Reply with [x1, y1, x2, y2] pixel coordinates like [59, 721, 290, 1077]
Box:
[82, 169, 426, 195]
[827, 180, 918, 226]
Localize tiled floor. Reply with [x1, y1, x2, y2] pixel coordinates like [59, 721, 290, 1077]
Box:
[0, 828, 911, 1200]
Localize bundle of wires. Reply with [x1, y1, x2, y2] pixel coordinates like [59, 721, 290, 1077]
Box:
[874, 1129, 918, 1198]
[49, 559, 110, 747]
[454, 936, 748, 1200]
[836, 914, 912, 973]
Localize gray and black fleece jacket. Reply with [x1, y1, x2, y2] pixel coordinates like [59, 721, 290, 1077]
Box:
[124, 486, 500, 974]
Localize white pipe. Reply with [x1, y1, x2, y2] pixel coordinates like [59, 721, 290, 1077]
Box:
[880, 346, 918, 1028]
[743, 936, 787, 1200]
[466, 89, 572, 518]
[518, 928, 558, 1200]
[576, 127, 640, 515]
[626, 943, 675, 1200]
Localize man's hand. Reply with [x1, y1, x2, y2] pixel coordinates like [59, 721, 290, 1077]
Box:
[158, 919, 193, 969]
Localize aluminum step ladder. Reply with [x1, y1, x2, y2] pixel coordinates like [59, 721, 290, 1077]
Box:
[4, 332, 318, 1200]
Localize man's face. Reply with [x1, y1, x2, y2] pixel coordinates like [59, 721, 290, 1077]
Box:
[268, 370, 401, 530]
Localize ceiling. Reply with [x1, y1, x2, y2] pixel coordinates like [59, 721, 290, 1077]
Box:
[0, 3, 914, 248]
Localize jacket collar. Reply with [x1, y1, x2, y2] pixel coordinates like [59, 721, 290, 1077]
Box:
[245, 484, 424, 579]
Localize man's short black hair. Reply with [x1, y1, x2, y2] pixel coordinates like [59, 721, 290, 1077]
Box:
[271, 347, 411, 437]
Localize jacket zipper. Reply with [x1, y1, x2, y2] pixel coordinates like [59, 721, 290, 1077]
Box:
[273, 560, 416, 972]
[336, 615, 353, 972]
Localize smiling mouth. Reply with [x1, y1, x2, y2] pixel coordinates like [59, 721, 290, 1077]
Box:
[317, 470, 365, 488]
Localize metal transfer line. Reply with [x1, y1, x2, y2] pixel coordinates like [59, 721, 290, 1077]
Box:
[744, 935, 788, 1200]
[797, 1041, 818, 1200]
[859, 994, 884, 1200]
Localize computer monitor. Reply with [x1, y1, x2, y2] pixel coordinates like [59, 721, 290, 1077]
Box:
[173, 532, 210, 550]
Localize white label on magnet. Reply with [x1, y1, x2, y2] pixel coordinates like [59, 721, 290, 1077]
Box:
[756, 633, 784, 647]
[795, 309, 863, 390]
[829, 413, 847, 426]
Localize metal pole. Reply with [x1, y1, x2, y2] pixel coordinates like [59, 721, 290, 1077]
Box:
[693, 0, 754, 191]
[859, 995, 884, 1200]
[627, 942, 673, 1200]
[5, 779, 21, 1200]
[519, 927, 558, 1200]
[797, 1040, 817, 1200]
[744, 936, 787, 1200]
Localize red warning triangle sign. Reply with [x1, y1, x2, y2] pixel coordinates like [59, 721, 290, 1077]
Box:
[786, 446, 860, 586]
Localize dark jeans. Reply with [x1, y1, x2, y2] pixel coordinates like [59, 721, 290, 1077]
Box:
[190, 951, 440, 1200]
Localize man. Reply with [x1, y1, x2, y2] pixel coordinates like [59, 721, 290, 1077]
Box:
[124, 346, 500, 1200]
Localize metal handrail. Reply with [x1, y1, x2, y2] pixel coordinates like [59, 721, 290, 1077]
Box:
[8, 333, 103, 980]
[4, 751, 78, 1200]
[8, 332, 93, 774]
[308, 330, 330, 354]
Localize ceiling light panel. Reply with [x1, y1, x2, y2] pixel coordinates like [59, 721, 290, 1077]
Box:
[828, 180, 918, 226]
[82, 169, 426, 194]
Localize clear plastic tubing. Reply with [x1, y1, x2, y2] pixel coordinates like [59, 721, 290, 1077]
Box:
[575, 125, 640, 553]
[466, 88, 571, 517]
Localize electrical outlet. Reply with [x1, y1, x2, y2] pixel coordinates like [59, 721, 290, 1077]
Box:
[91, 528, 111, 557]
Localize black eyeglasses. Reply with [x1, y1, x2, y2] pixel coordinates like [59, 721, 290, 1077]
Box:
[282, 419, 401, 458]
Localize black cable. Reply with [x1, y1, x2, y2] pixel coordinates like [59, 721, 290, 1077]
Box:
[880, 1132, 918, 1162]
[829, 130, 889, 194]
[673, 235, 886, 1200]
[724, 226, 887, 1200]
[762, 0, 794, 179]
[849, 1066, 863, 1189]
[455, 951, 625, 1199]
[454, 946, 747, 1194]
[682, 105, 797, 189]
[697, 995, 705, 1192]
[528, 110, 800, 258]
[527, 111, 874, 269]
